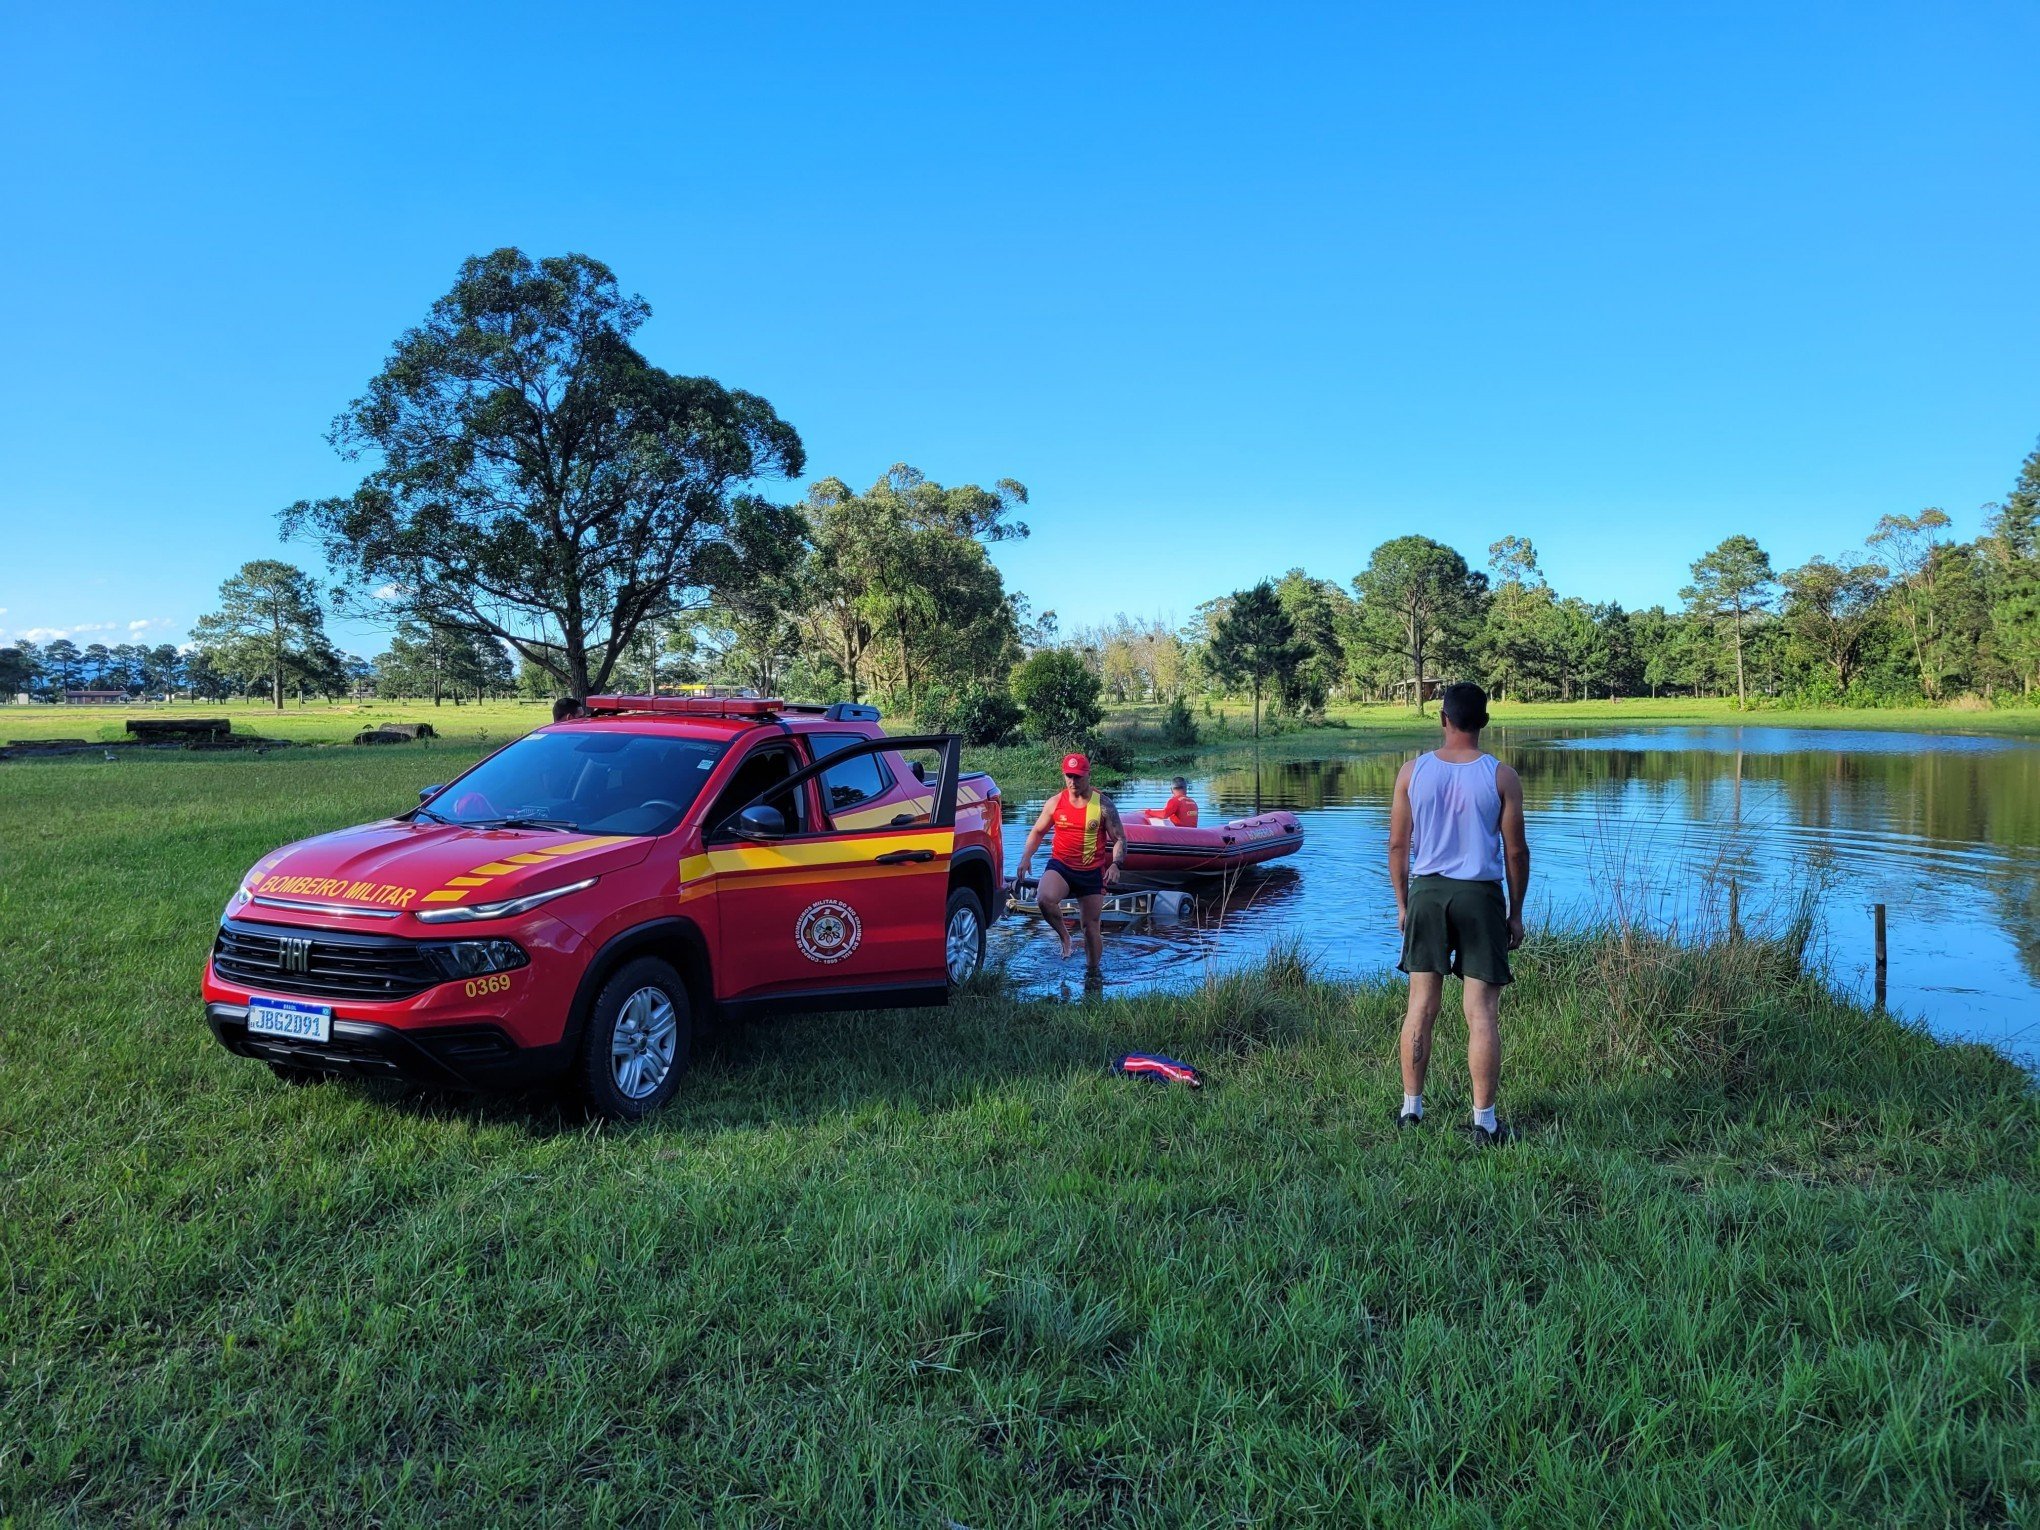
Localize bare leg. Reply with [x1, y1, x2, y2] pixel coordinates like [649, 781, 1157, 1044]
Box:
[1463, 978, 1501, 1111]
[1079, 894, 1107, 978]
[1036, 868, 1075, 959]
[1400, 971, 1444, 1097]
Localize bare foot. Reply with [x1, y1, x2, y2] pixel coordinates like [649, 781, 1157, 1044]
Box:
[1056, 926, 1074, 960]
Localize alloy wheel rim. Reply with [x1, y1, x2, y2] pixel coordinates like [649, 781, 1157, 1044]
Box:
[946, 906, 982, 985]
[610, 986, 678, 1099]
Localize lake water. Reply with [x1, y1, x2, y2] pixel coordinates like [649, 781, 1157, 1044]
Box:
[988, 726, 2040, 1066]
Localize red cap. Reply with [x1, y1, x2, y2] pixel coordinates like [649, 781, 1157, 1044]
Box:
[1061, 752, 1091, 775]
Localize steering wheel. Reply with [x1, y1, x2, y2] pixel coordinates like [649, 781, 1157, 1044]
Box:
[640, 799, 681, 816]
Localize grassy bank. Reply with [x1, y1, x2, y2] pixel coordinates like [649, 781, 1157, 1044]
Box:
[0, 696, 551, 748]
[8, 691, 2037, 756]
[1105, 694, 2040, 754]
[2, 755, 2035, 1524]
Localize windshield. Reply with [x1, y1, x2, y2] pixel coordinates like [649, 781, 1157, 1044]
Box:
[420, 730, 729, 837]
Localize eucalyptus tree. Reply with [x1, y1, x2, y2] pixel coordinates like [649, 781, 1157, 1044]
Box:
[1867, 509, 1953, 699]
[1780, 556, 1888, 695]
[283, 248, 805, 700]
[792, 465, 1028, 707]
[1983, 442, 2040, 697]
[191, 560, 330, 709]
[1482, 536, 1555, 701]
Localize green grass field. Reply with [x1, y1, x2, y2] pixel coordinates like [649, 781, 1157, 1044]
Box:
[2, 749, 2034, 1524]
[1157, 693, 2040, 744]
[10, 693, 2037, 807]
[10, 691, 2040, 749]
[0, 696, 553, 748]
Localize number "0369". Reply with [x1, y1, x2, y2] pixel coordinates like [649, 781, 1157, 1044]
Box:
[463, 974, 514, 998]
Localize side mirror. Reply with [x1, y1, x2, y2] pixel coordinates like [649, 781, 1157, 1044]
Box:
[418, 784, 445, 802]
[733, 804, 788, 840]
[910, 760, 928, 783]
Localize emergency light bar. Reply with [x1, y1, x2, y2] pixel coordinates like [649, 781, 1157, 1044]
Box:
[581, 696, 884, 723]
[584, 695, 783, 718]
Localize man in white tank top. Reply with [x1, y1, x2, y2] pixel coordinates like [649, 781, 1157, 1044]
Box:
[1387, 683, 1531, 1144]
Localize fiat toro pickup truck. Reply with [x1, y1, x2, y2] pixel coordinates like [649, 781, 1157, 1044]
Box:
[202, 697, 1003, 1118]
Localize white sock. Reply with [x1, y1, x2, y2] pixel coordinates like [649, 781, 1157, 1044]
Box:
[1473, 1105, 1498, 1132]
[1402, 1094, 1423, 1119]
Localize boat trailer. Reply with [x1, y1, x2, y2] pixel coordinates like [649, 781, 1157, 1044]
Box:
[1005, 877, 1195, 928]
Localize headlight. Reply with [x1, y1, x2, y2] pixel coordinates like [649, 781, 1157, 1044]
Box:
[422, 940, 530, 979]
[412, 878, 597, 924]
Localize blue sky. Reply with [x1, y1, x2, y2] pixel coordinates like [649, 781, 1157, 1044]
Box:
[2, 2, 2037, 657]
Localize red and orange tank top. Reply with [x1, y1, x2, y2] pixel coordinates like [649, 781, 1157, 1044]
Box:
[1049, 788, 1110, 871]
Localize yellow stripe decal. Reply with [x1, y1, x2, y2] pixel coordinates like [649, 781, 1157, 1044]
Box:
[829, 782, 981, 832]
[701, 830, 953, 875]
[417, 837, 627, 904]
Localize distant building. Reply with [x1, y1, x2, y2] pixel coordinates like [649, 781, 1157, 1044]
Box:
[1389, 677, 1450, 704]
[61, 690, 129, 705]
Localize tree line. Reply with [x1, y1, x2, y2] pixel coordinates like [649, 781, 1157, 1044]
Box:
[2, 251, 1051, 716]
[4, 246, 2032, 736]
[1068, 441, 2040, 724]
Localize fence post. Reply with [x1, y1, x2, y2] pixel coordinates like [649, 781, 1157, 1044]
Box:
[1873, 903, 1887, 1010]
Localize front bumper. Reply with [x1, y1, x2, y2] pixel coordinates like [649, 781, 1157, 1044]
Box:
[205, 1002, 572, 1089]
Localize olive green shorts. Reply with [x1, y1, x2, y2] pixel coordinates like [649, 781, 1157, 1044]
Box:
[1400, 875, 1513, 986]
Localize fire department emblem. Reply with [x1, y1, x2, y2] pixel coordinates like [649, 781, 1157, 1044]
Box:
[795, 899, 862, 964]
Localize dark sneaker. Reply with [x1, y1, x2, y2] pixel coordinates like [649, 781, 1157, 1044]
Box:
[1463, 1120, 1518, 1146]
[1397, 1109, 1423, 1130]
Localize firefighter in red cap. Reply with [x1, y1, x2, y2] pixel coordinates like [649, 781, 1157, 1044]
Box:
[1016, 751, 1127, 984]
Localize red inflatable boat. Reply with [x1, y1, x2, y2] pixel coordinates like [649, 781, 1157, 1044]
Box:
[1119, 809, 1305, 882]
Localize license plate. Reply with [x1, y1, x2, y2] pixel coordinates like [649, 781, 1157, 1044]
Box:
[247, 997, 332, 1043]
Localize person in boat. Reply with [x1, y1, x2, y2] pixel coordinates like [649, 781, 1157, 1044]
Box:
[1147, 777, 1199, 827]
[1387, 682, 1531, 1146]
[1016, 751, 1127, 983]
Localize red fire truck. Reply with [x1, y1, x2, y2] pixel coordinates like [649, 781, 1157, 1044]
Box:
[202, 697, 1003, 1118]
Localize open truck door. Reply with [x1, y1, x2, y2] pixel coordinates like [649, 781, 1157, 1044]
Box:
[701, 734, 962, 1010]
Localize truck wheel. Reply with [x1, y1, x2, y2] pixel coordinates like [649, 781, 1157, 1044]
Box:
[945, 887, 987, 989]
[578, 957, 692, 1120]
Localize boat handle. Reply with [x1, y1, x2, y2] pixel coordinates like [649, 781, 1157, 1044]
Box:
[874, 848, 936, 864]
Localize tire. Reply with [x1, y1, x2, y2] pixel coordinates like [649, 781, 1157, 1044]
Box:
[577, 956, 692, 1120]
[944, 886, 987, 990]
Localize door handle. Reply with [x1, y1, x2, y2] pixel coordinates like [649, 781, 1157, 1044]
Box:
[873, 848, 936, 864]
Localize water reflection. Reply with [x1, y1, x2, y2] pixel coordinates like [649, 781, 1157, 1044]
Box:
[989, 726, 2040, 1064]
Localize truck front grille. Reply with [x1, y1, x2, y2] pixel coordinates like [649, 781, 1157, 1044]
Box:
[212, 919, 444, 1003]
